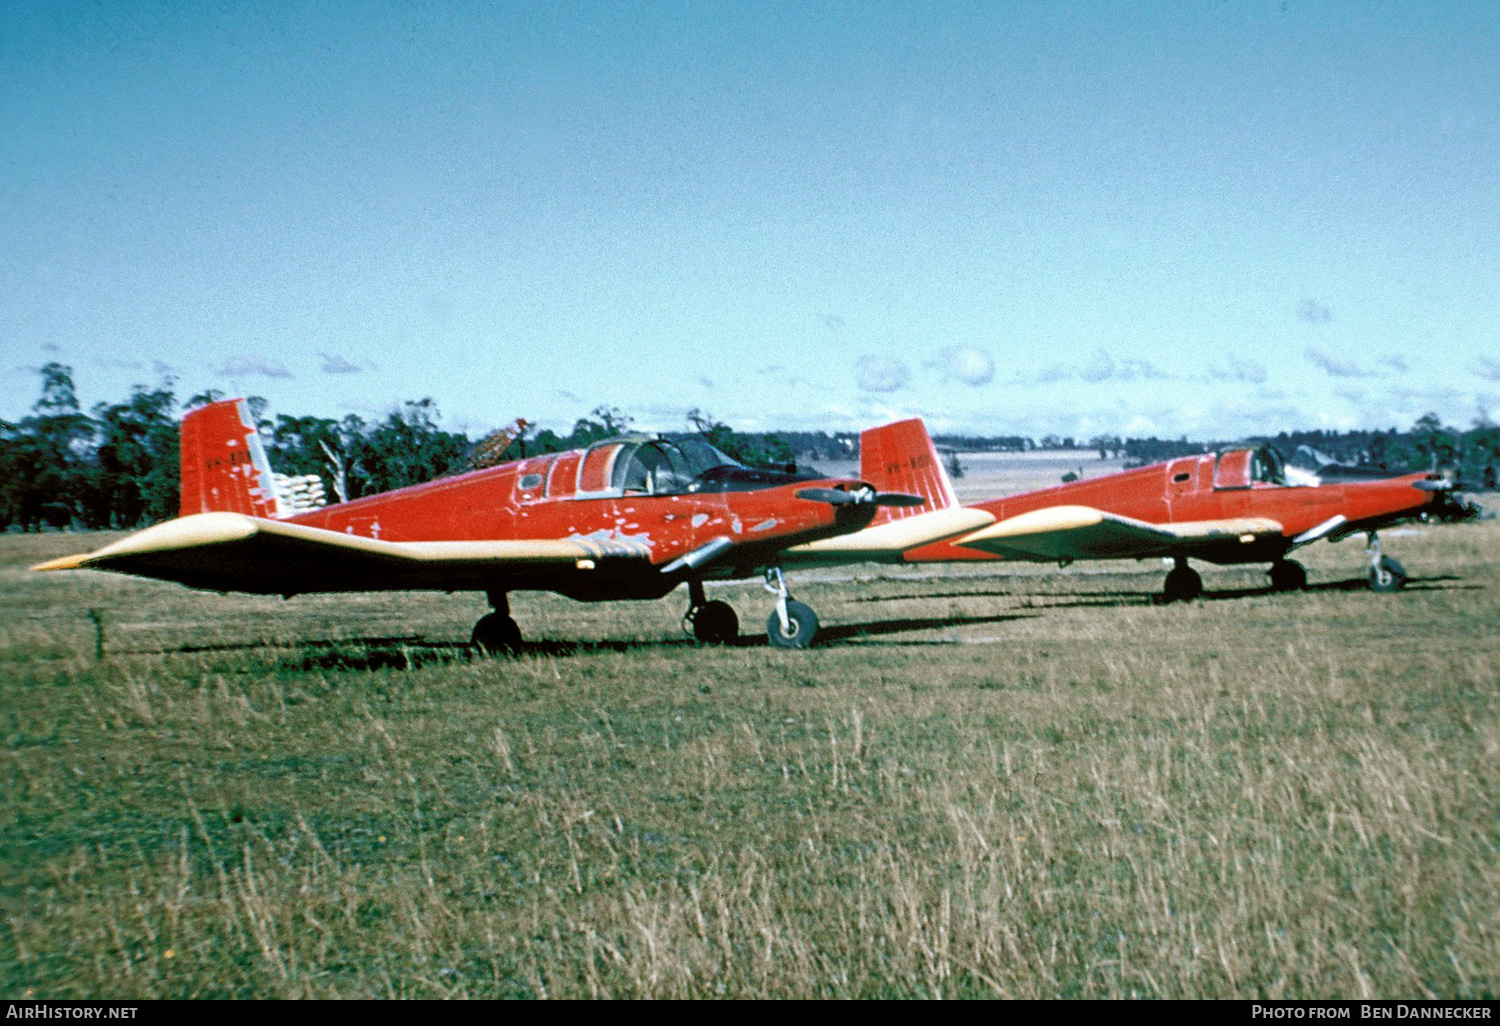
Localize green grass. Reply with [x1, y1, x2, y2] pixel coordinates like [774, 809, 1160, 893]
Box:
[2, 523, 1496, 998]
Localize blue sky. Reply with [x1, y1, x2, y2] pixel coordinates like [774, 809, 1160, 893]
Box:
[4, 1, 1498, 441]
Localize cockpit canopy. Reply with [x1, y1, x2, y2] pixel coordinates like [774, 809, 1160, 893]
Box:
[1213, 445, 1290, 490]
[1249, 445, 1286, 486]
[611, 436, 743, 495]
[561, 435, 817, 499]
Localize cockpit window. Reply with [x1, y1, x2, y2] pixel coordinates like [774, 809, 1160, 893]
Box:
[1250, 445, 1286, 486]
[611, 438, 742, 495]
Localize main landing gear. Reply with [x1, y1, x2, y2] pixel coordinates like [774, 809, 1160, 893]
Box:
[682, 579, 739, 645]
[1365, 532, 1408, 593]
[680, 568, 822, 649]
[472, 590, 523, 654]
[1161, 558, 1203, 603]
[1268, 558, 1307, 592]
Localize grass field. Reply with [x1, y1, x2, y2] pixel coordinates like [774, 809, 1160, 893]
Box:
[2, 518, 1496, 999]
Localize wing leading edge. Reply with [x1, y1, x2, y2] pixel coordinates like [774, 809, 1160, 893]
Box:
[31, 512, 654, 596]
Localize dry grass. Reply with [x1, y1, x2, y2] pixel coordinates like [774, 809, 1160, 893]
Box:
[1, 520, 1496, 998]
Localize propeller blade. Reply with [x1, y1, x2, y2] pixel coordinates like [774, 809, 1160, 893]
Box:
[796, 486, 925, 507]
[875, 492, 927, 507]
[1413, 479, 1454, 491]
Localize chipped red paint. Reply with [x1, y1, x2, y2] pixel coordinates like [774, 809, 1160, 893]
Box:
[178, 401, 877, 576]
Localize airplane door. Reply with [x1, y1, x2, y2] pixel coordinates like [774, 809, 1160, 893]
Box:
[1164, 455, 1210, 519]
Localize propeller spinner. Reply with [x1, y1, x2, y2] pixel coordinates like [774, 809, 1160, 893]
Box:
[795, 487, 926, 507]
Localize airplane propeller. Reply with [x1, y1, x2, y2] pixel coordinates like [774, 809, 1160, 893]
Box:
[795, 487, 927, 508]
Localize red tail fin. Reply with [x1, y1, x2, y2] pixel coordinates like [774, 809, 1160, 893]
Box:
[178, 399, 283, 518]
[860, 418, 957, 525]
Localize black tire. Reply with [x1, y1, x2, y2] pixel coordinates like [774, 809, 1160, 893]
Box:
[1162, 565, 1203, 603]
[472, 613, 523, 654]
[1369, 556, 1408, 593]
[766, 599, 819, 649]
[691, 601, 739, 644]
[1269, 559, 1307, 592]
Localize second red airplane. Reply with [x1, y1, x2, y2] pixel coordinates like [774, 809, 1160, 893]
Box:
[789, 419, 1476, 602]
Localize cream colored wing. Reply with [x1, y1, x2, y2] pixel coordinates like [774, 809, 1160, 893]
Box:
[954, 505, 1284, 562]
[782, 506, 996, 566]
[32, 512, 653, 595]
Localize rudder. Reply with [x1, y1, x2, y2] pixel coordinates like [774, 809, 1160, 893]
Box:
[860, 418, 956, 524]
[179, 399, 283, 518]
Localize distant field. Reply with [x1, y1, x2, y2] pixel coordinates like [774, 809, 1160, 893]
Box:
[1, 518, 1496, 998]
[815, 448, 1131, 500]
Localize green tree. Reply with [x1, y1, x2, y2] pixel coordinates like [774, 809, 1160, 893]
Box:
[685, 409, 795, 470]
[566, 405, 634, 447]
[90, 385, 179, 526]
[1411, 412, 1457, 472]
[10, 364, 96, 529]
[348, 399, 470, 495]
[267, 413, 356, 502]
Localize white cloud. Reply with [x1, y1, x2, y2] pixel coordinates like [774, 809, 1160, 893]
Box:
[217, 357, 293, 379]
[936, 346, 994, 386]
[319, 352, 362, 374]
[1210, 356, 1267, 384]
[1297, 299, 1332, 324]
[1472, 357, 1500, 381]
[1305, 346, 1378, 378]
[1079, 350, 1115, 382]
[855, 355, 911, 393]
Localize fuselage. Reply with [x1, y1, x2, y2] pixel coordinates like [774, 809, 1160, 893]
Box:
[903, 447, 1444, 565]
[283, 436, 878, 581]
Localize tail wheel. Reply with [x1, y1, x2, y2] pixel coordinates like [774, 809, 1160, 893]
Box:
[1369, 556, 1408, 593]
[1269, 559, 1307, 592]
[767, 599, 819, 649]
[472, 613, 523, 654]
[690, 601, 739, 644]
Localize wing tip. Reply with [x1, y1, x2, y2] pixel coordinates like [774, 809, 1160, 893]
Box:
[30, 554, 91, 572]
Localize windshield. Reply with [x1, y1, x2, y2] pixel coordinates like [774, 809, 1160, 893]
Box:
[1251, 445, 1287, 486]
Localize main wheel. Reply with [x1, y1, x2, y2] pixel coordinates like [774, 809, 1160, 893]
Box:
[1269, 559, 1307, 592]
[691, 601, 739, 644]
[1369, 555, 1408, 593]
[766, 600, 819, 649]
[1162, 564, 1203, 603]
[472, 613, 523, 654]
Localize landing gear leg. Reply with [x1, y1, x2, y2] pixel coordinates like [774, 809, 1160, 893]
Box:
[764, 565, 819, 649]
[472, 590, 523, 654]
[682, 579, 739, 644]
[1268, 558, 1307, 592]
[1162, 558, 1204, 603]
[1366, 532, 1408, 593]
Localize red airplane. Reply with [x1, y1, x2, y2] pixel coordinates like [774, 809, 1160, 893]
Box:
[32, 399, 934, 650]
[787, 419, 1475, 601]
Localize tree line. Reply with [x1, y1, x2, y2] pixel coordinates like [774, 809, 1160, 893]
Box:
[0, 367, 802, 531]
[3, 363, 1496, 532]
